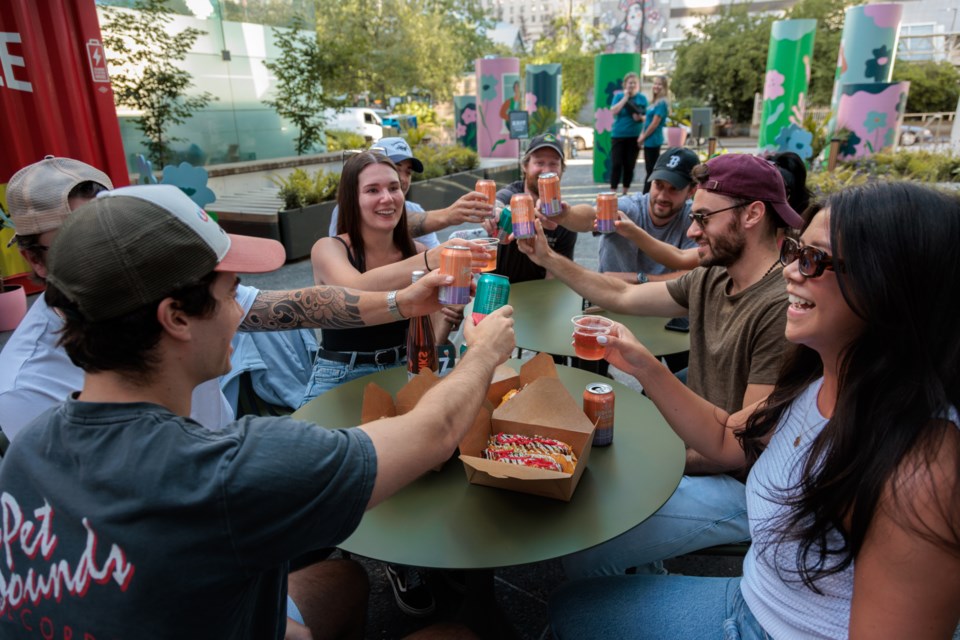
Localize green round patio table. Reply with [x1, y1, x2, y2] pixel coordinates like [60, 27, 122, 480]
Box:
[481, 278, 690, 358]
[292, 360, 685, 570]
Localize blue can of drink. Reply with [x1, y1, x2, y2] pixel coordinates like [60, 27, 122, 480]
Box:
[472, 273, 510, 324]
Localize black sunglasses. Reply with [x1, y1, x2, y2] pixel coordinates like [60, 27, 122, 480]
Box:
[687, 203, 742, 228]
[779, 236, 845, 278]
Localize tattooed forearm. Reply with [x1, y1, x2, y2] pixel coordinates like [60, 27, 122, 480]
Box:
[408, 210, 427, 238]
[241, 287, 366, 331]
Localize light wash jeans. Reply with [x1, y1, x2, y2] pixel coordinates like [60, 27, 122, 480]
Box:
[550, 575, 771, 640]
[562, 474, 750, 579]
[300, 355, 404, 408]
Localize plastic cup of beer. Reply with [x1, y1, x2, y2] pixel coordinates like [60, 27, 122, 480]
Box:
[571, 315, 615, 360]
[475, 237, 499, 273]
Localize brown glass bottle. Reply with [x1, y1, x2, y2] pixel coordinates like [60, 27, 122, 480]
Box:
[406, 270, 438, 379]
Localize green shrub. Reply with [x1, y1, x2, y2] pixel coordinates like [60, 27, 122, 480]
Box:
[392, 101, 438, 126]
[807, 166, 871, 197]
[865, 150, 960, 183]
[325, 129, 367, 152]
[272, 167, 340, 209]
[408, 141, 479, 182]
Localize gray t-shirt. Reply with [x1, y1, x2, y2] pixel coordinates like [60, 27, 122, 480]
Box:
[666, 266, 789, 413]
[598, 192, 695, 275]
[0, 400, 377, 639]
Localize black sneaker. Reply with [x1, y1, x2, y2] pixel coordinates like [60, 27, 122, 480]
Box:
[383, 564, 436, 617]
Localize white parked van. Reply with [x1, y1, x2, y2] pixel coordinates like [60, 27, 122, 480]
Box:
[324, 107, 383, 142]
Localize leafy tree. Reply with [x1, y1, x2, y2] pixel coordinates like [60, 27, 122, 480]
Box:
[893, 60, 960, 113]
[523, 15, 605, 119]
[262, 16, 343, 155]
[672, 5, 773, 123]
[671, 0, 861, 123]
[313, 0, 494, 104]
[101, 0, 215, 166]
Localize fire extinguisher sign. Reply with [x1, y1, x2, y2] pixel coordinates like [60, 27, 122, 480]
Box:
[86, 39, 109, 83]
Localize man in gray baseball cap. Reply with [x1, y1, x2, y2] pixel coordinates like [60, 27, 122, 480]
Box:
[0, 183, 515, 639]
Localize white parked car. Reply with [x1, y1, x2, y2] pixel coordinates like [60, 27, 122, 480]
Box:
[323, 107, 384, 142]
[899, 125, 934, 146]
[560, 116, 594, 151]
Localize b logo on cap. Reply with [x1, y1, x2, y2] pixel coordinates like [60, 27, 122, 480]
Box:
[666, 155, 681, 169]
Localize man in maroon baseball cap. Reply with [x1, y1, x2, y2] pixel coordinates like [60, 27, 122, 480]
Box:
[516, 152, 799, 578]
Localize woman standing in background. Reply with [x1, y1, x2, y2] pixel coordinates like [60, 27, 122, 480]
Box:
[638, 76, 670, 194]
[609, 72, 647, 195]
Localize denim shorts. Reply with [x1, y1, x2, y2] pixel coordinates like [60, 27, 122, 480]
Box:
[550, 575, 771, 639]
[300, 355, 404, 407]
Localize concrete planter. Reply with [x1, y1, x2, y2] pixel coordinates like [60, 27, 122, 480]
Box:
[278, 201, 336, 261]
[408, 165, 520, 211]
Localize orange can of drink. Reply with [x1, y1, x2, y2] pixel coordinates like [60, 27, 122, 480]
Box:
[538, 172, 562, 217]
[438, 245, 473, 305]
[510, 193, 536, 239]
[596, 192, 619, 234]
[476, 179, 497, 207]
[583, 383, 615, 446]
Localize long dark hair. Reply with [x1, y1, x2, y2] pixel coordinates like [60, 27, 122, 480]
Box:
[737, 181, 960, 589]
[771, 151, 812, 214]
[335, 152, 416, 272]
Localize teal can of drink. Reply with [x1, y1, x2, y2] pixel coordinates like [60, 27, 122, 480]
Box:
[472, 273, 510, 324]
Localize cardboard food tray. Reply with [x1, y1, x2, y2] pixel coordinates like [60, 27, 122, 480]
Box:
[358, 354, 596, 500]
[459, 353, 596, 501]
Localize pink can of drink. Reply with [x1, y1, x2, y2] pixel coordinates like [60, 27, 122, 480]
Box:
[438, 245, 473, 305]
[510, 193, 536, 239]
[596, 192, 618, 234]
[538, 172, 562, 217]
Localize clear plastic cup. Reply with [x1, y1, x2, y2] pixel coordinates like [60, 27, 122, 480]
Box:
[571, 315, 615, 360]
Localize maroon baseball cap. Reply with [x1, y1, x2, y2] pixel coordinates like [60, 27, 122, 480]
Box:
[697, 154, 803, 228]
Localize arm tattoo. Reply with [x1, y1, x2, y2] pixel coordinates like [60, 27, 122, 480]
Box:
[241, 287, 366, 331]
[408, 210, 427, 237]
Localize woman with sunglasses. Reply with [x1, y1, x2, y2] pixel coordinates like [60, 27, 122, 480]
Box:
[551, 181, 960, 638]
[300, 152, 485, 407]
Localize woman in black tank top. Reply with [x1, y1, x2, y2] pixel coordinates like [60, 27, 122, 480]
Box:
[300, 152, 469, 405]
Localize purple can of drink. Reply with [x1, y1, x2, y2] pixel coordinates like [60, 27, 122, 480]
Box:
[596, 192, 618, 234]
[472, 273, 510, 324]
[438, 245, 472, 305]
[510, 193, 536, 239]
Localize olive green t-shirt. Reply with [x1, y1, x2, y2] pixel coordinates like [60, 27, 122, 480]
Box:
[665, 266, 789, 413]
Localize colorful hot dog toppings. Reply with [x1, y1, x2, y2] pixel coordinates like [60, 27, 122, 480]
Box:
[482, 432, 578, 474]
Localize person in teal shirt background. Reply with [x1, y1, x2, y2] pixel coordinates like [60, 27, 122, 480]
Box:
[638, 75, 670, 194]
[609, 72, 647, 195]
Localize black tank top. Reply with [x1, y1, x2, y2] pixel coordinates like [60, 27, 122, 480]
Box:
[321, 236, 408, 351]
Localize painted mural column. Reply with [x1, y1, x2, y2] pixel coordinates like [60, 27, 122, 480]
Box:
[453, 95, 478, 151]
[475, 57, 521, 158]
[593, 53, 642, 184]
[829, 3, 908, 159]
[525, 64, 562, 136]
[758, 19, 817, 161]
